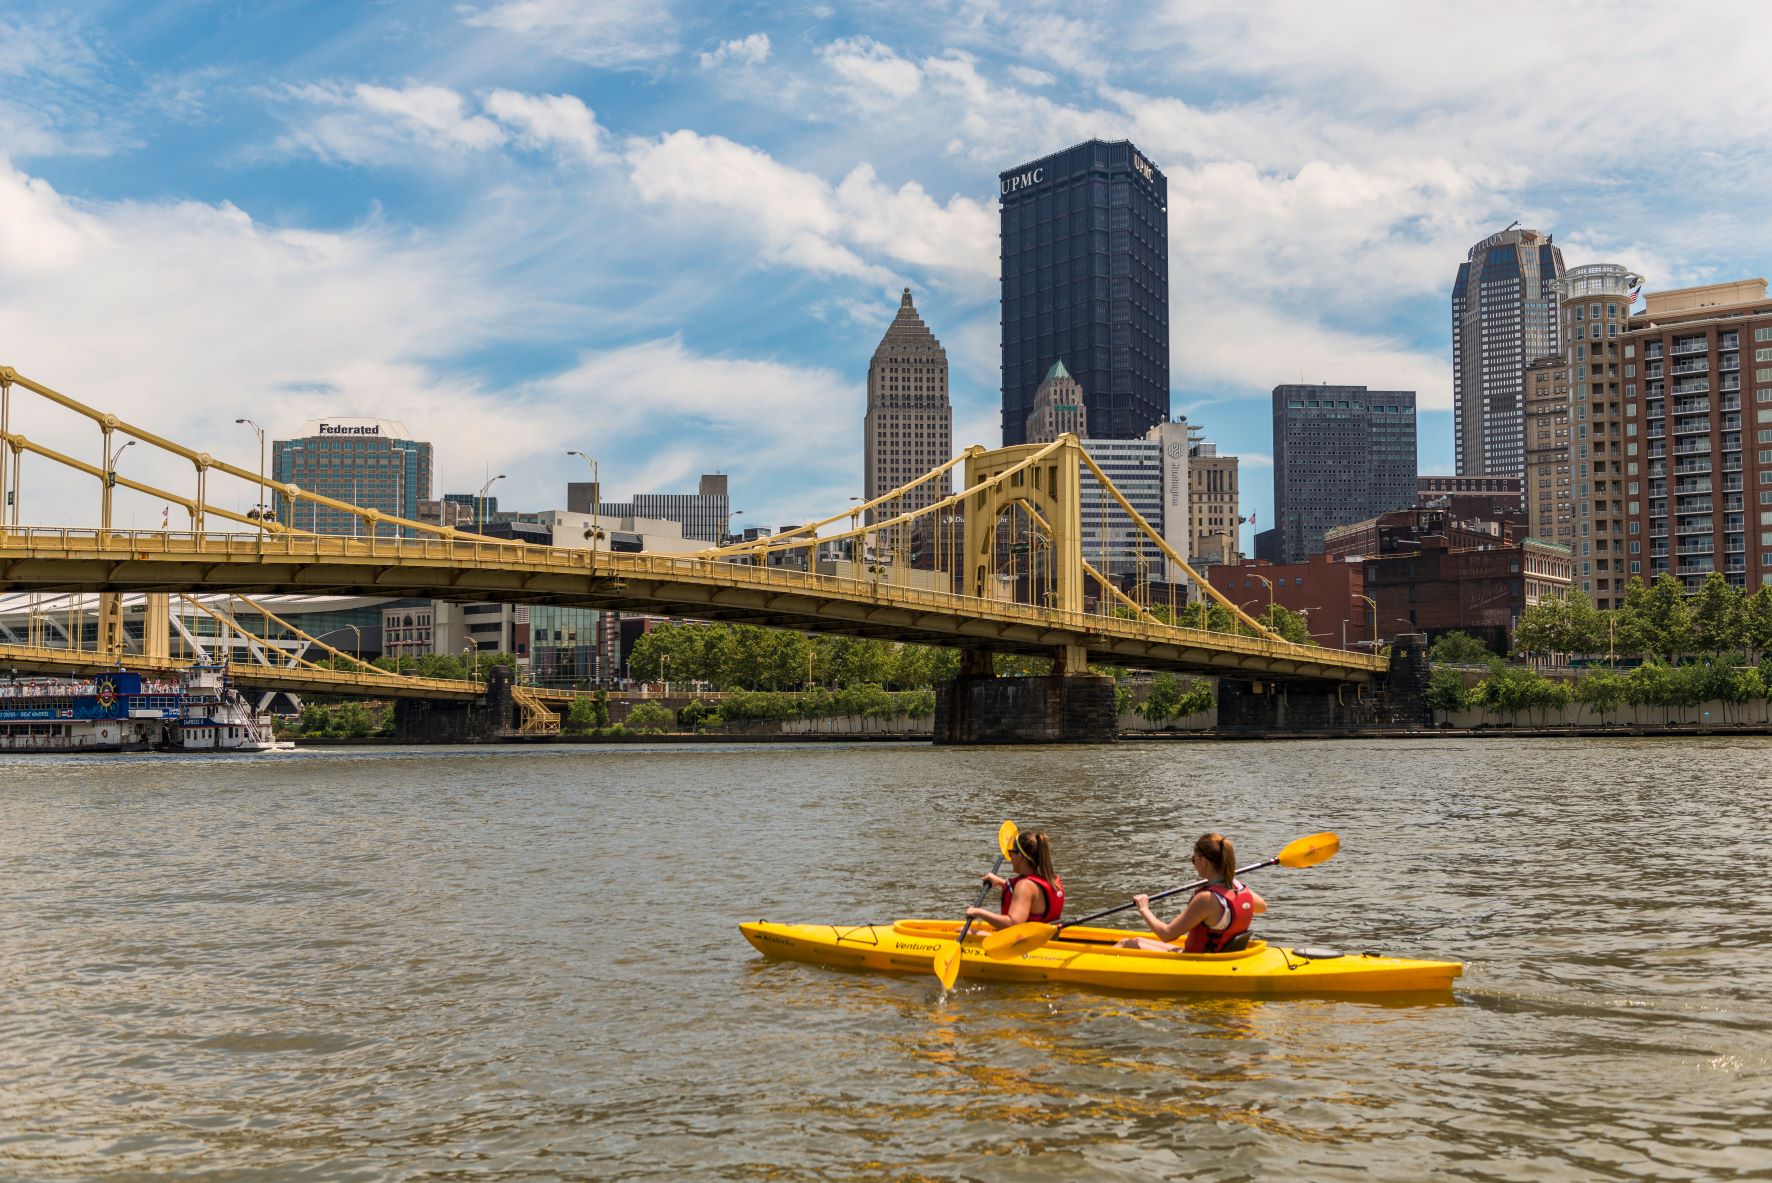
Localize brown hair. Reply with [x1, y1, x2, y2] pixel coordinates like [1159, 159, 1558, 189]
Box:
[1013, 830, 1059, 884]
[1194, 832, 1236, 884]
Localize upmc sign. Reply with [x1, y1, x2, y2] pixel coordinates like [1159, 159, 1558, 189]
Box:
[1000, 167, 1044, 195]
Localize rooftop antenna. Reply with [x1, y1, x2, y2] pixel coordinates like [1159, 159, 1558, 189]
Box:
[1503, 219, 1520, 232]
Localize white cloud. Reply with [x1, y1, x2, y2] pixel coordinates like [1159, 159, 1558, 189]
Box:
[458, 0, 677, 68]
[822, 37, 922, 100]
[699, 33, 770, 70]
[485, 89, 607, 163]
[277, 82, 506, 163]
[1006, 65, 1053, 88]
[622, 130, 993, 284]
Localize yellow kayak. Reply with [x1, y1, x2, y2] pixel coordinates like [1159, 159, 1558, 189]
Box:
[741, 919, 1462, 996]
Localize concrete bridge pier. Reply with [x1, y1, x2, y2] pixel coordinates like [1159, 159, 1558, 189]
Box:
[393, 667, 516, 743]
[1215, 634, 1432, 734]
[933, 648, 1117, 745]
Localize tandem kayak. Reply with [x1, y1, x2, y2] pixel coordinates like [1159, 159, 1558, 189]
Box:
[741, 919, 1463, 996]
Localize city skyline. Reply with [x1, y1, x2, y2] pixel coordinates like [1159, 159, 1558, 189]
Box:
[0, 4, 1768, 541]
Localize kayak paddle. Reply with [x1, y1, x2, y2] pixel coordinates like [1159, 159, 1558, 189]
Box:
[933, 819, 1018, 990]
[980, 830, 1340, 959]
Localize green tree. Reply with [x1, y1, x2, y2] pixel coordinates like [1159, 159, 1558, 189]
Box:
[1427, 666, 1471, 714]
[1139, 673, 1183, 724]
[1252, 603, 1314, 645]
[1692, 572, 1746, 655]
[1616, 575, 1695, 663]
[565, 695, 600, 734]
[1624, 662, 1678, 725]
[1430, 630, 1491, 665]
[1176, 679, 1215, 718]
[591, 689, 611, 729]
[1574, 669, 1627, 726]
[625, 702, 675, 732]
[1743, 586, 1772, 660]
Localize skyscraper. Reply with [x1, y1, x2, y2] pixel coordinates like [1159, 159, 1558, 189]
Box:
[1272, 385, 1418, 563]
[1452, 227, 1565, 479]
[864, 289, 952, 533]
[1023, 360, 1085, 443]
[272, 419, 432, 536]
[999, 139, 1169, 446]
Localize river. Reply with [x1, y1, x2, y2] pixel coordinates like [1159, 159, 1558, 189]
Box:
[1, 739, 1768, 1181]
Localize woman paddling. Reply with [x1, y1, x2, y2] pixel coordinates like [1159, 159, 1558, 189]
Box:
[965, 830, 1064, 931]
[1117, 832, 1266, 953]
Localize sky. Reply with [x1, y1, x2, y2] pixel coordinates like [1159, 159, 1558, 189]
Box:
[2, 1, 1770, 543]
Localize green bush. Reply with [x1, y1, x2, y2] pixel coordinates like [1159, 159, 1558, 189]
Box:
[625, 702, 676, 732]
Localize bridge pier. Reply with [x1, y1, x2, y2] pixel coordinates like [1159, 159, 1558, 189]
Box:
[933, 670, 1117, 745]
[393, 668, 518, 743]
[1215, 634, 1432, 734]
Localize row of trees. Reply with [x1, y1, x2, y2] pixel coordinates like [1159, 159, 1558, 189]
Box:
[1514, 573, 1772, 663]
[1132, 672, 1215, 724]
[1430, 658, 1772, 726]
[1113, 601, 1316, 645]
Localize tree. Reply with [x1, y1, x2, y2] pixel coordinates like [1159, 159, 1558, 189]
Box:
[1624, 662, 1678, 725]
[1616, 574, 1695, 663]
[565, 695, 600, 734]
[1692, 572, 1746, 656]
[1139, 673, 1183, 724]
[1743, 586, 1772, 661]
[1430, 630, 1491, 665]
[1573, 670, 1627, 727]
[590, 689, 611, 729]
[1427, 666, 1471, 714]
[1177, 679, 1215, 718]
[625, 702, 675, 732]
[1253, 603, 1314, 645]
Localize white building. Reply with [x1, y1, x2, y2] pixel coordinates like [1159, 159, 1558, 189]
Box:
[1078, 420, 1190, 583]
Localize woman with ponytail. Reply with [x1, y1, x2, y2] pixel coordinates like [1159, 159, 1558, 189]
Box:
[965, 830, 1065, 930]
[1117, 832, 1266, 953]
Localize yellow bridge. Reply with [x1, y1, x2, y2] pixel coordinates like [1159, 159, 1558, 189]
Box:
[0, 365, 1385, 729]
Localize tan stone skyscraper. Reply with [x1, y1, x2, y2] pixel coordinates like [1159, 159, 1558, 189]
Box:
[864, 289, 952, 540]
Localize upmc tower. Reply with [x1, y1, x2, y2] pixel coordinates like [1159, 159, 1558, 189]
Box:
[998, 139, 1170, 446]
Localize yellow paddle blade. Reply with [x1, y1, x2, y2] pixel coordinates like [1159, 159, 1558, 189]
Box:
[997, 819, 1019, 862]
[981, 921, 1057, 959]
[1277, 831, 1340, 869]
[933, 941, 962, 990]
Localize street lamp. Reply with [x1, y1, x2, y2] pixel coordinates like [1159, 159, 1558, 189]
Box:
[1354, 594, 1378, 651]
[464, 642, 477, 682]
[727, 509, 744, 545]
[660, 652, 670, 698]
[476, 474, 506, 531]
[566, 450, 601, 559]
[235, 418, 266, 528]
[1250, 573, 1274, 625]
[102, 439, 135, 531]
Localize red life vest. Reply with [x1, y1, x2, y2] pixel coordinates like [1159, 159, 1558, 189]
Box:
[1001, 874, 1064, 923]
[1183, 880, 1256, 953]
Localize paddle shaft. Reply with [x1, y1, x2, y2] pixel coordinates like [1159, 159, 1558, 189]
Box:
[953, 854, 1007, 946]
[1055, 856, 1278, 932]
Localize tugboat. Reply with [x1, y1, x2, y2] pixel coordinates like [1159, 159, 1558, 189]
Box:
[167, 665, 278, 752]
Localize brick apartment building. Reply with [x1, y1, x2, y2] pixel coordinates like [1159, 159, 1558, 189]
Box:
[1207, 554, 1369, 649]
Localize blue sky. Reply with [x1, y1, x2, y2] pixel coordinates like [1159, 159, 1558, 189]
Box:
[2, 2, 1770, 542]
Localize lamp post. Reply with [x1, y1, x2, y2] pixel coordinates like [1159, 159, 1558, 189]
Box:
[476, 474, 506, 532]
[1349, 594, 1379, 650]
[566, 450, 601, 559]
[464, 642, 476, 683]
[726, 509, 744, 545]
[101, 439, 135, 531]
[235, 418, 266, 528]
[660, 653, 670, 698]
[1251, 573, 1274, 628]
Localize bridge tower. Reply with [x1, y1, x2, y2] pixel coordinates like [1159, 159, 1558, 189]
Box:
[937, 435, 1116, 743]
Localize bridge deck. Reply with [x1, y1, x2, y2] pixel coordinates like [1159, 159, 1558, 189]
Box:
[0, 529, 1385, 683]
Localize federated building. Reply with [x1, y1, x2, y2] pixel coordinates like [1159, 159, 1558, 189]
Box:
[272, 419, 433, 537]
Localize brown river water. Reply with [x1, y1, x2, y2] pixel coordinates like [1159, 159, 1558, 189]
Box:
[1, 739, 1768, 1181]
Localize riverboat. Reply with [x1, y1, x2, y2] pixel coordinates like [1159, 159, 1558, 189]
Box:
[0, 666, 277, 753]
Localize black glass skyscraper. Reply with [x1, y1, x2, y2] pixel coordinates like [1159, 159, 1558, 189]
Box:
[999, 139, 1169, 446]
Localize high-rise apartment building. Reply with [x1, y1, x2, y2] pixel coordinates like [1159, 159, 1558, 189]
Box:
[1452, 227, 1565, 479]
[1523, 356, 1574, 550]
[1024, 360, 1086, 444]
[1557, 263, 1643, 608]
[272, 419, 432, 536]
[1188, 437, 1239, 566]
[864, 289, 952, 543]
[1624, 279, 1772, 593]
[1272, 385, 1418, 563]
[999, 139, 1169, 446]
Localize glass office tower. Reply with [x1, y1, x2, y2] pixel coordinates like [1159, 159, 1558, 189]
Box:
[999, 139, 1170, 446]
